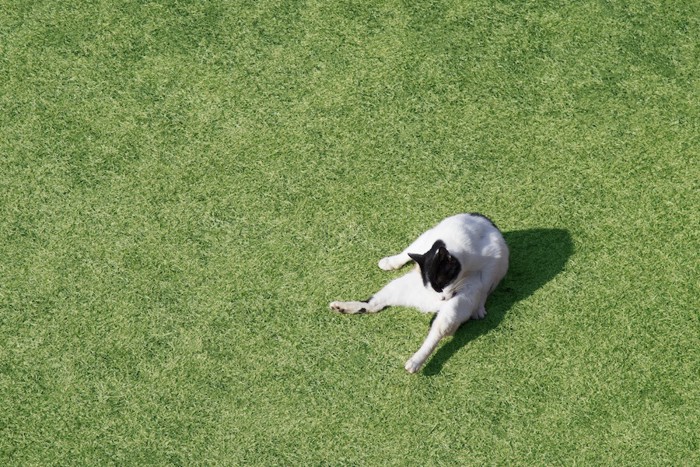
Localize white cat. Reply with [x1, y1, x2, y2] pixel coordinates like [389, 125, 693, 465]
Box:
[330, 213, 509, 373]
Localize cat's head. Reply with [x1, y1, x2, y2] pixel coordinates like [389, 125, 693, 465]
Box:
[408, 240, 461, 300]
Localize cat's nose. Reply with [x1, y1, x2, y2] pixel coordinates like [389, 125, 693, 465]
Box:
[440, 292, 455, 301]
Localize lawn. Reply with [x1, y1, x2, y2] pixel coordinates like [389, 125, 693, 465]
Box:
[1, 0, 698, 464]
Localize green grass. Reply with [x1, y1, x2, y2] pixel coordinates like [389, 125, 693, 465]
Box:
[1, 0, 698, 464]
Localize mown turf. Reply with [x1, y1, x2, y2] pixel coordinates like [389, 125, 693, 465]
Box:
[1, 0, 698, 464]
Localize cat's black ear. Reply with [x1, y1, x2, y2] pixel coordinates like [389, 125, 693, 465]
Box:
[408, 252, 425, 266]
[432, 240, 446, 250]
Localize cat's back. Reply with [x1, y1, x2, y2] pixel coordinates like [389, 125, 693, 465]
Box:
[438, 212, 500, 236]
[437, 213, 507, 259]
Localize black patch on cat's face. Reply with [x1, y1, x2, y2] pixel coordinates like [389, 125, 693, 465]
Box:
[408, 240, 461, 293]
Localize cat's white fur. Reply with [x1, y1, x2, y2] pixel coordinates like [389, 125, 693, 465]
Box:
[330, 213, 509, 373]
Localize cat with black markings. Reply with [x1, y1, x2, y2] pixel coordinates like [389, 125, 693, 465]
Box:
[330, 213, 509, 373]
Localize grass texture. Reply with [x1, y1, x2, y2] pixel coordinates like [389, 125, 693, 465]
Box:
[1, 0, 699, 464]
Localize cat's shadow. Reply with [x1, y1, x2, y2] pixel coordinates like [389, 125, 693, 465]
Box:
[422, 228, 573, 376]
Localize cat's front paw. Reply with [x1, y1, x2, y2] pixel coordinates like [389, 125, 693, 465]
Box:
[472, 305, 487, 320]
[404, 357, 423, 374]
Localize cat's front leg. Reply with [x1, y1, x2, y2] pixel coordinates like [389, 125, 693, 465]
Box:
[404, 295, 474, 373]
[472, 303, 487, 320]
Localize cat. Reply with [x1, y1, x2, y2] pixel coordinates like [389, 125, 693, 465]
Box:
[330, 213, 509, 373]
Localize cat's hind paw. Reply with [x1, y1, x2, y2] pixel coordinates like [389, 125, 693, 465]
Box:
[329, 301, 368, 314]
[378, 257, 394, 271]
[379, 255, 406, 271]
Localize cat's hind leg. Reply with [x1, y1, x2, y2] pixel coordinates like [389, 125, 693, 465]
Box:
[330, 270, 439, 314]
[329, 299, 378, 314]
[378, 253, 411, 271]
[378, 227, 439, 271]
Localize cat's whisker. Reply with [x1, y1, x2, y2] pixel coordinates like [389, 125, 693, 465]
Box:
[450, 276, 469, 294]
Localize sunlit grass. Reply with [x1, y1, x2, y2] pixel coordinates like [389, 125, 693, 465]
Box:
[1, 0, 698, 464]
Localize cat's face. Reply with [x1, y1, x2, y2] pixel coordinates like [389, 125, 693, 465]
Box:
[408, 240, 461, 300]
